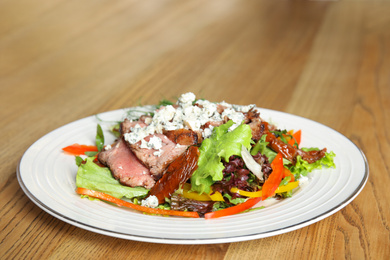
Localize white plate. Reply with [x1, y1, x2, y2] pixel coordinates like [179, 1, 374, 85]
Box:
[17, 107, 368, 244]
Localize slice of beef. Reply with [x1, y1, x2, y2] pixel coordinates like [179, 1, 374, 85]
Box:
[245, 109, 276, 141]
[120, 118, 148, 135]
[202, 121, 224, 129]
[97, 137, 155, 189]
[128, 134, 188, 179]
[163, 129, 202, 146]
[248, 117, 264, 141]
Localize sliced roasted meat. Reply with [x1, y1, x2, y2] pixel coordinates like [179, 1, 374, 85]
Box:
[245, 110, 276, 141]
[248, 117, 264, 141]
[120, 118, 148, 135]
[163, 129, 202, 146]
[244, 108, 261, 123]
[97, 137, 155, 189]
[148, 146, 199, 204]
[202, 121, 224, 129]
[128, 134, 188, 179]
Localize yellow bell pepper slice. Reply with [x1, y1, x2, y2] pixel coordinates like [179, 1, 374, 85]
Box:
[231, 181, 300, 198]
[275, 181, 299, 193]
[181, 183, 224, 201]
[230, 187, 262, 197]
[209, 191, 224, 201]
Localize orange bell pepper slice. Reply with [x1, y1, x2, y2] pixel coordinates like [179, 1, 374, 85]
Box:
[283, 168, 295, 182]
[76, 188, 199, 218]
[262, 152, 284, 200]
[288, 130, 301, 147]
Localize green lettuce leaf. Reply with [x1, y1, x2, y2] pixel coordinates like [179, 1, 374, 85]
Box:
[76, 157, 149, 199]
[288, 150, 336, 178]
[190, 120, 252, 194]
[250, 134, 268, 155]
[223, 193, 247, 205]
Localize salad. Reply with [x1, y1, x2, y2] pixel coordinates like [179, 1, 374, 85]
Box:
[63, 93, 336, 219]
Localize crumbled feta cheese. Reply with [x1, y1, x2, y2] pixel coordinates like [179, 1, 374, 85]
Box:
[141, 195, 159, 208]
[233, 104, 256, 113]
[139, 139, 148, 149]
[139, 136, 163, 156]
[184, 119, 202, 131]
[143, 117, 152, 124]
[200, 101, 219, 118]
[202, 125, 214, 139]
[177, 92, 196, 108]
[154, 105, 176, 123]
[183, 104, 202, 117]
[181, 106, 200, 130]
[148, 136, 163, 150]
[221, 108, 245, 131]
[124, 122, 162, 145]
[104, 144, 112, 151]
[124, 123, 153, 144]
[123, 93, 255, 148]
[219, 101, 232, 108]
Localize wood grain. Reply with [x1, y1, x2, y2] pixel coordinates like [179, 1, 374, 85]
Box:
[1, 0, 389, 259]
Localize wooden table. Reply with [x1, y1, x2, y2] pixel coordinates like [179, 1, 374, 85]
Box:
[1, 0, 389, 259]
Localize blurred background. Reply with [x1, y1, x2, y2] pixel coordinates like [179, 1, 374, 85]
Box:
[2, 0, 371, 120]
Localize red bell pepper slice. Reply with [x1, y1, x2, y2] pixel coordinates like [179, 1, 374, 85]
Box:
[262, 152, 284, 200]
[62, 144, 98, 155]
[204, 197, 262, 219]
